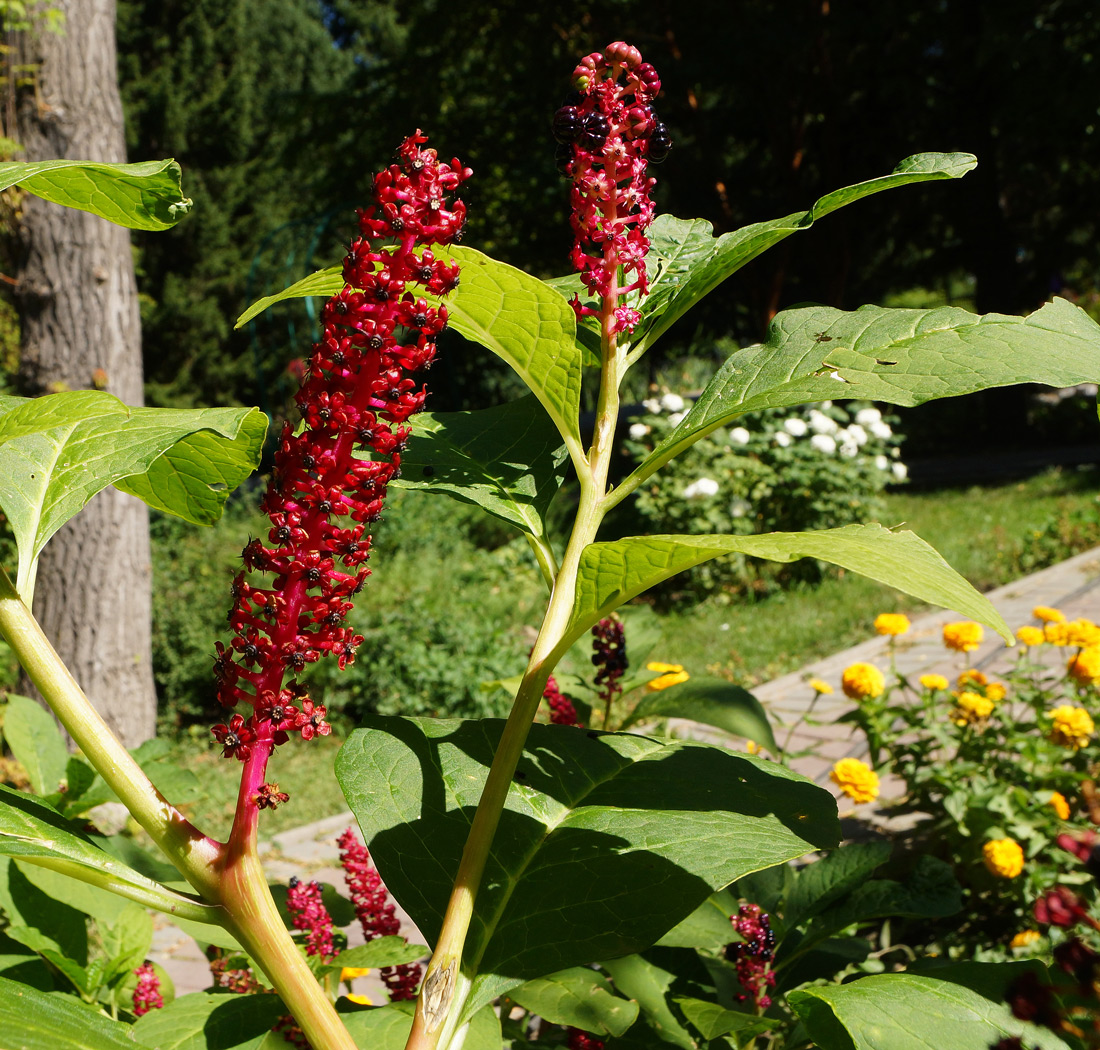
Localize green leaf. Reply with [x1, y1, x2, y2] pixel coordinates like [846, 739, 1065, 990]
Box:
[675, 997, 777, 1042]
[0, 158, 192, 231]
[99, 902, 154, 986]
[443, 247, 582, 450]
[510, 966, 640, 1038]
[547, 154, 975, 358]
[0, 785, 220, 923]
[3, 923, 91, 995]
[0, 973, 142, 1049]
[655, 888, 738, 950]
[393, 396, 569, 540]
[565, 526, 1011, 649]
[235, 265, 342, 328]
[338, 1000, 501, 1050]
[0, 393, 265, 599]
[132, 990, 288, 1050]
[323, 936, 428, 973]
[788, 973, 1070, 1050]
[633, 296, 1100, 486]
[335, 717, 838, 1018]
[784, 842, 892, 929]
[0, 856, 87, 965]
[599, 954, 695, 1050]
[234, 246, 584, 453]
[620, 678, 777, 752]
[2, 694, 69, 796]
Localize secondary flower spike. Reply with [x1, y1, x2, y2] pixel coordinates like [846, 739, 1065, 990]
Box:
[554, 41, 669, 334]
[212, 133, 471, 801]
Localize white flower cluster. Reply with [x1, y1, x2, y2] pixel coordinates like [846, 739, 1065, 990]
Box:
[683, 477, 720, 499]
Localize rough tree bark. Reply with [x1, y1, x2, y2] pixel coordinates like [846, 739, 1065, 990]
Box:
[13, 0, 156, 747]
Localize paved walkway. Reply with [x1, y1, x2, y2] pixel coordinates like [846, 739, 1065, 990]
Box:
[149, 546, 1100, 995]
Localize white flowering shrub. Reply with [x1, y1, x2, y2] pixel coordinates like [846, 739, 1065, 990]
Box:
[624, 396, 906, 600]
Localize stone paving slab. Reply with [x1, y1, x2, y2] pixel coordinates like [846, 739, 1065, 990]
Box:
[149, 546, 1100, 996]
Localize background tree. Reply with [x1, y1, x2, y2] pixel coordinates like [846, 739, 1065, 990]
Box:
[12, 0, 155, 746]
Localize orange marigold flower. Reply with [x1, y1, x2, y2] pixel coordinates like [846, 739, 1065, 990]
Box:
[1016, 625, 1045, 647]
[1010, 929, 1040, 949]
[985, 682, 1007, 702]
[1067, 647, 1100, 686]
[957, 669, 988, 688]
[829, 758, 879, 804]
[1048, 704, 1095, 749]
[1033, 605, 1066, 624]
[841, 662, 885, 700]
[1049, 792, 1070, 820]
[919, 673, 949, 691]
[943, 621, 983, 653]
[874, 613, 910, 637]
[983, 838, 1024, 878]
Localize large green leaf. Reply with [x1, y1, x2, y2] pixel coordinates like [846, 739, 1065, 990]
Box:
[0, 392, 265, 599]
[675, 997, 777, 1043]
[548, 153, 975, 358]
[789, 973, 1069, 1050]
[338, 1001, 501, 1050]
[2, 694, 69, 796]
[629, 296, 1100, 488]
[132, 990, 288, 1050]
[620, 677, 777, 752]
[655, 888, 739, 950]
[0, 158, 192, 231]
[0, 785, 219, 923]
[233, 246, 584, 452]
[510, 966, 639, 1038]
[565, 526, 1011, 650]
[393, 396, 569, 540]
[335, 717, 838, 1018]
[322, 936, 427, 973]
[783, 842, 892, 929]
[0, 973, 141, 1050]
[599, 954, 695, 1050]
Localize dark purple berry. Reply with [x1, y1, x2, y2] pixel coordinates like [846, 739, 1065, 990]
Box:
[552, 105, 582, 144]
[577, 113, 610, 151]
[648, 122, 672, 163]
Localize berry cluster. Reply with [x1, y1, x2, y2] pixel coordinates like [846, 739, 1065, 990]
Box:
[552, 41, 669, 334]
[592, 616, 628, 713]
[286, 876, 336, 961]
[339, 827, 422, 1001]
[543, 674, 580, 726]
[725, 903, 777, 1010]
[567, 1028, 605, 1050]
[211, 133, 471, 791]
[131, 962, 163, 1017]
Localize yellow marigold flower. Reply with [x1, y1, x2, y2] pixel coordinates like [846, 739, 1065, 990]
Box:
[874, 613, 911, 637]
[951, 691, 994, 726]
[1045, 621, 1071, 646]
[1067, 619, 1100, 649]
[1016, 625, 1045, 647]
[1067, 647, 1100, 686]
[1048, 704, 1095, 749]
[1049, 791, 1070, 820]
[919, 673, 949, 692]
[340, 967, 370, 981]
[829, 758, 879, 804]
[809, 678, 834, 695]
[345, 994, 372, 1006]
[646, 662, 689, 691]
[1033, 605, 1066, 624]
[943, 621, 983, 653]
[1010, 929, 1040, 949]
[985, 682, 1007, 702]
[841, 662, 885, 700]
[983, 838, 1025, 878]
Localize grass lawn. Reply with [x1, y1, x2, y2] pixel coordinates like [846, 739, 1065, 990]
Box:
[162, 466, 1100, 840]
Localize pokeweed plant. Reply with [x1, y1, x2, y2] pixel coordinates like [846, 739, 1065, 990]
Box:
[2, 39, 1100, 1050]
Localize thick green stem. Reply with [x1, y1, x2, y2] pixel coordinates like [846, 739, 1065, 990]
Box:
[220, 839, 357, 1050]
[0, 567, 222, 898]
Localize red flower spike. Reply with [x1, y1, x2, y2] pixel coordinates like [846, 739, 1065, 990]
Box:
[339, 827, 423, 1001]
[726, 903, 777, 1010]
[544, 674, 580, 726]
[286, 876, 335, 960]
[132, 962, 163, 1016]
[209, 133, 470, 817]
[555, 43, 667, 335]
[1034, 885, 1089, 929]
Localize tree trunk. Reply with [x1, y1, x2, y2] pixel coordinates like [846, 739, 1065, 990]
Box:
[13, 0, 156, 747]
